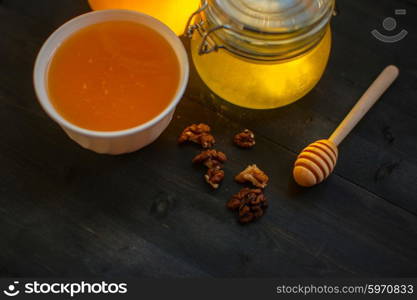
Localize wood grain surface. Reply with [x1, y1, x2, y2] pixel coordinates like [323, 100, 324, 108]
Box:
[0, 0, 416, 277]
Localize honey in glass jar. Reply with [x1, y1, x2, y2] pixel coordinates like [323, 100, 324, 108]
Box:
[186, 0, 335, 109]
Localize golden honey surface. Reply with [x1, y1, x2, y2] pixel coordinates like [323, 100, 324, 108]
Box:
[48, 21, 180, 131]
[88, 0, 200, 35]
[192, 27, 332, 109]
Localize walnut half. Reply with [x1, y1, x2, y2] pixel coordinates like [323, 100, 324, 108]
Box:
[235, 164, 269, 188]
[193, 149, 227, 189]
[178, 123, 215, 149]
[234, 129, 256, 148]
[227, 188, 268, 224]
[192, 149, 227, 169]
[205, 167, 225, 189]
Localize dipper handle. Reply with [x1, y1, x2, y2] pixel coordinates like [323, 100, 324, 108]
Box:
[329, 65, 399, 146]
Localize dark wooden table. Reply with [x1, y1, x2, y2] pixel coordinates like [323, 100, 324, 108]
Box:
[1, 0, 416, 278]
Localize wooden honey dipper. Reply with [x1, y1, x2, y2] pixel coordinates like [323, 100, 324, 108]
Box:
[293, 65, 399, 187]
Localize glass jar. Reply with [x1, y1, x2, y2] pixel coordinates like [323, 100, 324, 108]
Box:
[186, 0, 335, 109]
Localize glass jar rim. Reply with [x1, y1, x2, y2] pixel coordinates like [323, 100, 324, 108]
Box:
[187, 0, 335, 61]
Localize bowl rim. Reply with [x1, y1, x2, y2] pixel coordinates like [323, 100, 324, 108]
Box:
[33, 9, 189, 138]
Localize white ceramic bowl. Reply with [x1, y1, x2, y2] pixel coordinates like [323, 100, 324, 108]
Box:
[34, 10, 189, 155]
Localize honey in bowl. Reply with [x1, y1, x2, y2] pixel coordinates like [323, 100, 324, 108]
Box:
[48, 20, 180, 132]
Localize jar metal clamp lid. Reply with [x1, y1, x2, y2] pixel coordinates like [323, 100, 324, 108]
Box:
[185, 0, 335, 62]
